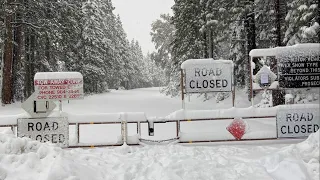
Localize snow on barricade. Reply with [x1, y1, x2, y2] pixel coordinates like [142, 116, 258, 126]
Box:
[68, 112, 147, 123]
[122, 112, 147, 122]
[68, 113, 120, 123]
[260, 130, 319, 180]
[0, 114, 20, 126]
[166, 107, 278, 120]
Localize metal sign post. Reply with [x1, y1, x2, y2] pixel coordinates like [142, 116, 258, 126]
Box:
[180, 69, 185, 109]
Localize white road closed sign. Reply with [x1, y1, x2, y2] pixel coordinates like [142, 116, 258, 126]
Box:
[277, 106, 320, 138]
[34, 72, 84, 101]
[17, 117, 69, 147]
[182, 59, 233, 93]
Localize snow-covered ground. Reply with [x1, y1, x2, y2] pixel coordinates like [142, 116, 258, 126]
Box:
[0, 87, 319, 180]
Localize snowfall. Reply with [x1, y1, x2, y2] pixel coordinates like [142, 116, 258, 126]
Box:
[0, 87, 319, 180]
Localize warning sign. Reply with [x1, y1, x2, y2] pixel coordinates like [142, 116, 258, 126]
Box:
[277, 106, 320, 138]
[182, 59, 233, 93]
[34, 72, 84, 101]
[17, 117, 69, 147]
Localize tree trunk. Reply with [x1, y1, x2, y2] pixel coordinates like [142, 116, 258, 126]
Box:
[203, 31, 208, 58]
[318, 0, 320, 42]
[245, 0, 257, 102]
[13, 1, 25, 102]
[271, 0, 285, 106]
[2, 0, 14, 104]
[208, 30, 213, 58]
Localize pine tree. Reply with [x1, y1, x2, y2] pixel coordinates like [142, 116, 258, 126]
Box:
[284, 0, 319, 45]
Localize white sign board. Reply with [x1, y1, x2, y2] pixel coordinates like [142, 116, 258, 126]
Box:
[21, 92, 57, 118]
[277, 107, 319, 138]
[182, 59, 233, 93]
[34, 72, 84, 101]
[17, 117, 69, 147]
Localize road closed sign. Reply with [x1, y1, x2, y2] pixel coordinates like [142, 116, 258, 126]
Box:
[34, 72, 84, 101]
[17, 117, 69, 147]
[277, 106, 319, 138]
[181, 59, 233, 93]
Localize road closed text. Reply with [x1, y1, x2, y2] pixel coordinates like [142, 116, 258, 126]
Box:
[185, 63, 232, 93]
[17, 118, 69, 147]
[280, 113, 319, 134]
[277, 109, 320, 138]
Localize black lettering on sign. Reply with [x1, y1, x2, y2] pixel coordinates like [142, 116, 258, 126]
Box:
[216, 68, 222, 76]
[203, 80, 208, 88]
[288, 126, 293, 134]
[44, 134, 50, 142]
[28, 123, 34, 131]
[59, 134, 65, 143]
[307, 124, 312, 133]
[36, 122, 42, 131]
[281, 126, 286, 134]
[314, 124, 319, 132]
[43, 122, 50, 131]
[301, 125, 306, 133]
[286, 114, 292, 121]
[201, 68, 208, 76]
[190, 80, 195, 89]
[293, 113, 299, 121]
[196, 81, 201, 89]
[53, 122, 58, 130]
[308, 113, 313, 121]
[209, 80, 215, 88]
[195, 68, 200, 76]
[52, 134, 58, 143]
[222, 79, 228, 87]
[216, 80, 221, 88]
[294, 125, 300, 133]
[36, 135, 42, 141]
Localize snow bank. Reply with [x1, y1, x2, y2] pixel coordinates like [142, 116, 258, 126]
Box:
[0, 111, 147, 126]
[0, 128, 319, 180]
[261, 130, 319, 180]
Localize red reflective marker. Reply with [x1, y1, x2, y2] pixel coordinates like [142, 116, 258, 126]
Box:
[227, 118, 246, 140]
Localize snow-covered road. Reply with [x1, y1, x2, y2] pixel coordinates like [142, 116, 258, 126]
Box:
[0, 87, 319, 180]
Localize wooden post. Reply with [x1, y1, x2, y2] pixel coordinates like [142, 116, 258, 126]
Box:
[176, 121, 180, 137]
[76, 123, 80, 144]
[137, 122, 141, 136]
[250, 56, 254, 106]
[180, 69, 185, 109]
[232, 64, 235, 107]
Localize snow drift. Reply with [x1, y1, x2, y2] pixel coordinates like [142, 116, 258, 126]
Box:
[0, 129, 318, 180]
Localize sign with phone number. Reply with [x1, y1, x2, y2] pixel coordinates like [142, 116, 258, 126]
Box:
[34, 78, 84, 101]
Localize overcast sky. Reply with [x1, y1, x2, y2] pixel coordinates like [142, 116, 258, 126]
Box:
[112, 0, 174, 55]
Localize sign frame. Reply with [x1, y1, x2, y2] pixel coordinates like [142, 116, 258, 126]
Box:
[276, 45, 320, 89]
[276, 107, 320, 138]
[17, 117, 69, 147]
[182, 59, 233, 93]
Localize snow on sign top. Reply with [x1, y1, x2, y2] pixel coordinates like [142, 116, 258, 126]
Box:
[181, 59, 233, 69]
[34, 72, 83, 80]
[249, 43, 320, 57]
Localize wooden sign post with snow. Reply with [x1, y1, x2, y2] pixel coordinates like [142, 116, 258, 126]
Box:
[180, 59, 234, 109]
